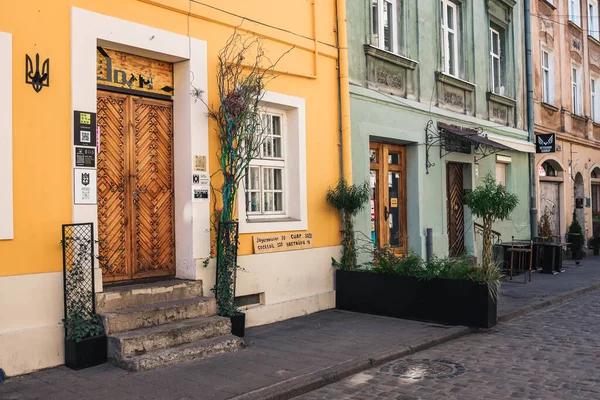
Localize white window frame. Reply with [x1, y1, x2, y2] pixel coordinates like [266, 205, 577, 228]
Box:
[246, 111, 286, 217]
[590, 0, 599, 40]
[572, 63, 583, 116]
[490, 27, 503, 95]
[371, 0, 399, 54]
[541, 47, 555, 105]
[592, 76, 600, 122]
[0, 32, 13, 240]
[441, 0, 459, 77]
[570, 0, 581, 26]
[238, 91, 307, 234]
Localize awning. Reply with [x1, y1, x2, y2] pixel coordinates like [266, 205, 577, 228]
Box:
[438, 123, 512, 151]
[487, 135, 536, 153]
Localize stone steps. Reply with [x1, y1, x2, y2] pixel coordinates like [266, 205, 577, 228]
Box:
[97, 279, 203, 313]
[98, 279, 244, 371]
[108, 315, 231, 358]
[102, 297, 217, 335]
[111, 334, 245, 372]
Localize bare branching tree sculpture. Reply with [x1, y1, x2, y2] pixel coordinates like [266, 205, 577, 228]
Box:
[197, 30, 290, 316]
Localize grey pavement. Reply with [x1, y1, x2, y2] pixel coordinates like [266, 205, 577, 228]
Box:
[1, 257, 600, 400]
[294, 288, 600, 400]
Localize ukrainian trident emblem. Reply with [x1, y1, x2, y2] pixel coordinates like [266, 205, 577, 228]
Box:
[25, 53, 50, 93]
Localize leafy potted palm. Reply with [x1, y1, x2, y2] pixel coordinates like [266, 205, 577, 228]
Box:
[61, 226, 107, 370]
[568, 210, 585, 261]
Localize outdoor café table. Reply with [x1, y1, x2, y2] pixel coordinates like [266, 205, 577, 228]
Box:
[498, 241, 533, 278]
[534, 242, 567, 274]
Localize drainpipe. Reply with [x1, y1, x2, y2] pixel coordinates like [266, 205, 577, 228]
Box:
[335, 0, 352, 181]
[525, 0, 538, 239]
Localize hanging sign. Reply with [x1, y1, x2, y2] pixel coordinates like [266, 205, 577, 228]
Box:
[253, 232, 314, 254]
[96, 47, 174, 96]
[74, 111, 97, 147]
[536, 133, 555, 153]
[74, 168, 97, 205]
[75, 147, 96, 168]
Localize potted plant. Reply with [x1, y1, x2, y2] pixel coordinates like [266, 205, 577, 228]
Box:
[568, 210, 584, 261]
[198, 31, 288, 337]
[61, 226, 107, 370]
[590, 236, 600, 256]
[326, 179, 371, 270]
[538, 209, 554, 242]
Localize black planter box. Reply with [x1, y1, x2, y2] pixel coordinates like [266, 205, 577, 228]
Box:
[335, 270, 497, 329]
[65, 334, 107, 370]
[230, 312, 245, 337]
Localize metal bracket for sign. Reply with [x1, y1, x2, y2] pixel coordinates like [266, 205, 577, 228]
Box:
[424, 120, 504, 173]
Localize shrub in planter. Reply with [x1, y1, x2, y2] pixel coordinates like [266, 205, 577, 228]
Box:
[337, 251, 500, 328]
[568, 210, 584, 260]
[590, 236, 600, 256]
[64, 314, 107, 370]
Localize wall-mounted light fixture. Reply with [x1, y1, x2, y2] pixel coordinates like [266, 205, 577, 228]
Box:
[25, 53, 49, 93]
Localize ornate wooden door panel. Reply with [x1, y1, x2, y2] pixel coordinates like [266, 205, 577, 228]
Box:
[97, 91, 175, 282]
[131, 97, 175, 279]
[447, 162, 465, 257]
[97, 92, 129, 282]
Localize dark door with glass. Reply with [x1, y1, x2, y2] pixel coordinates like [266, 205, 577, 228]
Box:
[447, 162, 465, 257]
[370, 142, 407, 254]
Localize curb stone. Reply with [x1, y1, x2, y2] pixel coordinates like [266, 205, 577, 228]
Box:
[228, 326, 471, 400]
[230, 280, 600, 400]
[498, 281, 600, 323]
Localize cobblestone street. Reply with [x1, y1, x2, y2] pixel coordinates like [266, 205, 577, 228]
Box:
[295, 289, 600, 400]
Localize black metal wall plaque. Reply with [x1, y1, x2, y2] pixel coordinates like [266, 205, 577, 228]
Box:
[74, 111, 97, 147]
[75, 147, 96, 168]
[576, 198, 584, 209]
[25, 53, 49, 93]
[536, 133, 555, 153]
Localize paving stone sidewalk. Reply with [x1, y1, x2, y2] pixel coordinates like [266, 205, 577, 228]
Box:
[1, 257, 599, 400]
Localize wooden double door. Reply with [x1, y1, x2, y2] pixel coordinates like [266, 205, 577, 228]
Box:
[369, 142, 407, 254]
[446, 162, 465, 258]
[97, 91, 175, 282]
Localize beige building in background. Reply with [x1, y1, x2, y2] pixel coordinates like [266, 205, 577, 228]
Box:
[533, 0, 600, 242]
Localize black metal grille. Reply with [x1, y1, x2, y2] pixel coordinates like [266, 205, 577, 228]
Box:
[215, 221, 239, 315]
[62, 223, 96, 337]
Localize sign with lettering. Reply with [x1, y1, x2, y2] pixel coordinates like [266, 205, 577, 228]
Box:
[536, 133, 555, 153]
[75, 147, 96, 168]
[74, 111, 97, 147]
[253, 232, 314, 254]
[96, 47, 174, 96]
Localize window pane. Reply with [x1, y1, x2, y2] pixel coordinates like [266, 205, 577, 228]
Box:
[264, 192, 274, 212]
[493, 58, 501, 92]
[249, 167, 259, 190]
[263, 168, 273, 190]
[372, 0, 379, 46]
[447, 4, 454, 30]
[491, 32, 499, 54]
[542, 51, 548, 67]
[383, 1, 392, 51]
[448, 32, 456, 75]
[249, 192, 260, 212]
[370, 149, 377, 163]
[274, 192, 283, 212]
[273, 168, 283, 190]
[388, 152, 401, 165]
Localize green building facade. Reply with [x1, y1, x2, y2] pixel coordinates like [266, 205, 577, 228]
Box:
[347, 0, 533, 260]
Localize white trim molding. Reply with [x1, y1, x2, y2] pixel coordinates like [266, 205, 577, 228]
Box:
[238, 91, 308, 234]
[70, 7, 210, 285]
[0, 32, 13, 240]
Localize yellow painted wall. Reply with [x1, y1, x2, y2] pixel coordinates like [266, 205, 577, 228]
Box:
[0, 0, 342, 276]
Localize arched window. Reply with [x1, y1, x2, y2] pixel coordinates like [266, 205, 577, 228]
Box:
[541, 161, 558, 177]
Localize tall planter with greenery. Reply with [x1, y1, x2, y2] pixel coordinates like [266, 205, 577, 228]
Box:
[326, 179, 370, 270]
[568, 210, 584, 260]
[198, 31, 288, 318]
[465, 173, 519, 278]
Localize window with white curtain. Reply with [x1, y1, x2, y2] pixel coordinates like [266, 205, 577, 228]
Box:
[542, 48, 555, 105]
[441, 0, 459, 77]
[246, 112, 285, 216]
[371, 0, 399, 54]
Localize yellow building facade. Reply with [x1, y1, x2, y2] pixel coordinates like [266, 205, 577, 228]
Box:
[0, 0, 346, 376]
